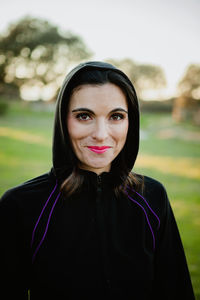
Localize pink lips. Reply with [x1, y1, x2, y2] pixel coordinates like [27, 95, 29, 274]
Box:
[87, 146, 111, 154]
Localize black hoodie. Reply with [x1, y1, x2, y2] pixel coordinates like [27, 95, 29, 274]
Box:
[0, 61, 195, 299]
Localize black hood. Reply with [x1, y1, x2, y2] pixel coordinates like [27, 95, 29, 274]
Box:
[52, 61, 140, 181]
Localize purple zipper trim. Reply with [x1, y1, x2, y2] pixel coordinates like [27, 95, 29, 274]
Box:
[127, 186, 160, 229]
[125, 190, 156, 250]
[32, 192, 61, 263]
[31, 182, 58, 248]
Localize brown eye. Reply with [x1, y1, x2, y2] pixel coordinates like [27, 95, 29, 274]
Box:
[76, 113, 91, 121]
[110, 113, 125, 121]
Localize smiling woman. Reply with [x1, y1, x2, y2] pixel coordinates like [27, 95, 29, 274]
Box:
[57, 66, 141, 198]
[67, 83, 129, 174]
[0, 61, 195, 300]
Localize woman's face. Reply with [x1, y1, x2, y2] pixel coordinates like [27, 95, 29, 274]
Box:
[67, 83, 129, 175]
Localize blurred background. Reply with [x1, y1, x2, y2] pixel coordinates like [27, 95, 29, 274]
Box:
[0, 0, 199, 297]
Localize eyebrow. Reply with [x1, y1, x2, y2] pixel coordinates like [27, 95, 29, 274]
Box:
[72, 107, 128, 114]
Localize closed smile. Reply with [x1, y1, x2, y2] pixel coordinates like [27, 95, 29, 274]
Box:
[87, 146, 111, 153]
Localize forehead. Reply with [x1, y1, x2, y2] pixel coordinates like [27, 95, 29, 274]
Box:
[68, 83, 128, 110]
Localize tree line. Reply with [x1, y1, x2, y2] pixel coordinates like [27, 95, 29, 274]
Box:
[0, 16, 166, 101]
[0, 16, 199, 123]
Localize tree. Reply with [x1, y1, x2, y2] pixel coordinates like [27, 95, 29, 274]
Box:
[106, 58, 166, 100]
[178, 64, 200, 99]
[172, 64, 200, 125]
[0, 16, 92, 100]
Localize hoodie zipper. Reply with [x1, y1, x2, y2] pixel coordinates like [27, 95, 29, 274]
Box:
[96, 175, 102, 201]
[96, 175, 111, 288]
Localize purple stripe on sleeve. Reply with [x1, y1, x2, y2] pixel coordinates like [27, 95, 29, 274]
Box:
[32, 192, 61, 263]
[127, 186, 160, 229]
[31, 182, 58, 247]
[125, 191, 156, 250]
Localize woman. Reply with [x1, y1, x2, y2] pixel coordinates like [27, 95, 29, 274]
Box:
[0, 61, 195, 299]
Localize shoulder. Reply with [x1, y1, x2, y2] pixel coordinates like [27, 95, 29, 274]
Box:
[143, 175, 167, 194]
[129, 174, 169, 219]
[0, 171, 59, 240]
[142, 175, 169, 218]
[132, 172, 168, 196]
[0, 171, 56, 210]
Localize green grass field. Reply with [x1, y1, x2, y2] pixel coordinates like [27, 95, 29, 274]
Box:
[0, 102, 200, 298]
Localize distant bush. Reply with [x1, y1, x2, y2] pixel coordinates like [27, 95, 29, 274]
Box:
[172, 96, 200, 125]
[139, 98, 174, 113]
[0, 101, 9, 115]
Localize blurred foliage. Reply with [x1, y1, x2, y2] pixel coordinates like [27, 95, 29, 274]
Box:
[178, 64, 200, 99]
[140, 98, 174, 113]
[171, 64, 200, 126]
[172, 96, 200, 125]
[0, 16, 92, 100]
[0, 100, 9, 115]
[106, 58, 166, 100]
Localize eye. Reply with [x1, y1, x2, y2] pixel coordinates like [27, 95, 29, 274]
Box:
[110, 113, 125, 121]
[76, 113, 92, 121]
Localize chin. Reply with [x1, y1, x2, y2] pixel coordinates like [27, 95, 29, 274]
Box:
[90, 164, 110, 170]
[82, 161, 111, 173]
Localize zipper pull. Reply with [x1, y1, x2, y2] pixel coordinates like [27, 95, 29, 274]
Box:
[96, 175, 102, 203]
[97, 175, 102, 187]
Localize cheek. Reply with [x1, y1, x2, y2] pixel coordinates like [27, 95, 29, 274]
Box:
[113, 121, 129, 146]
[67, 117, 78, 144]
[67, 117, 88, 145]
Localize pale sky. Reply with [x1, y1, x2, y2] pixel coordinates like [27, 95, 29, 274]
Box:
[0, 0, 200, 98]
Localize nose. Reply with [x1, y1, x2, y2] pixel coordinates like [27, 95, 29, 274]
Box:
[92, 119, 109, 141]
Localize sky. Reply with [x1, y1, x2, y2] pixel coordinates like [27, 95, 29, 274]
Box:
[0, 0, 200, 98]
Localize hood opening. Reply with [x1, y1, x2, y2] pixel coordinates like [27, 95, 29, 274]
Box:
[52, 61, 141, 193]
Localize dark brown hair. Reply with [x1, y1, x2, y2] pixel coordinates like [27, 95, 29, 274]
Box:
[60, 68, 144, 197]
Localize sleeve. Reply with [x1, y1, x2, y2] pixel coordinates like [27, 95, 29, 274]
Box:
[0, 191, 29, 299]
[152, 186, 195, 300]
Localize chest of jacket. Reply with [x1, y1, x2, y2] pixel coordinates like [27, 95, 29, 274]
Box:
[30, 186, 156, 295]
